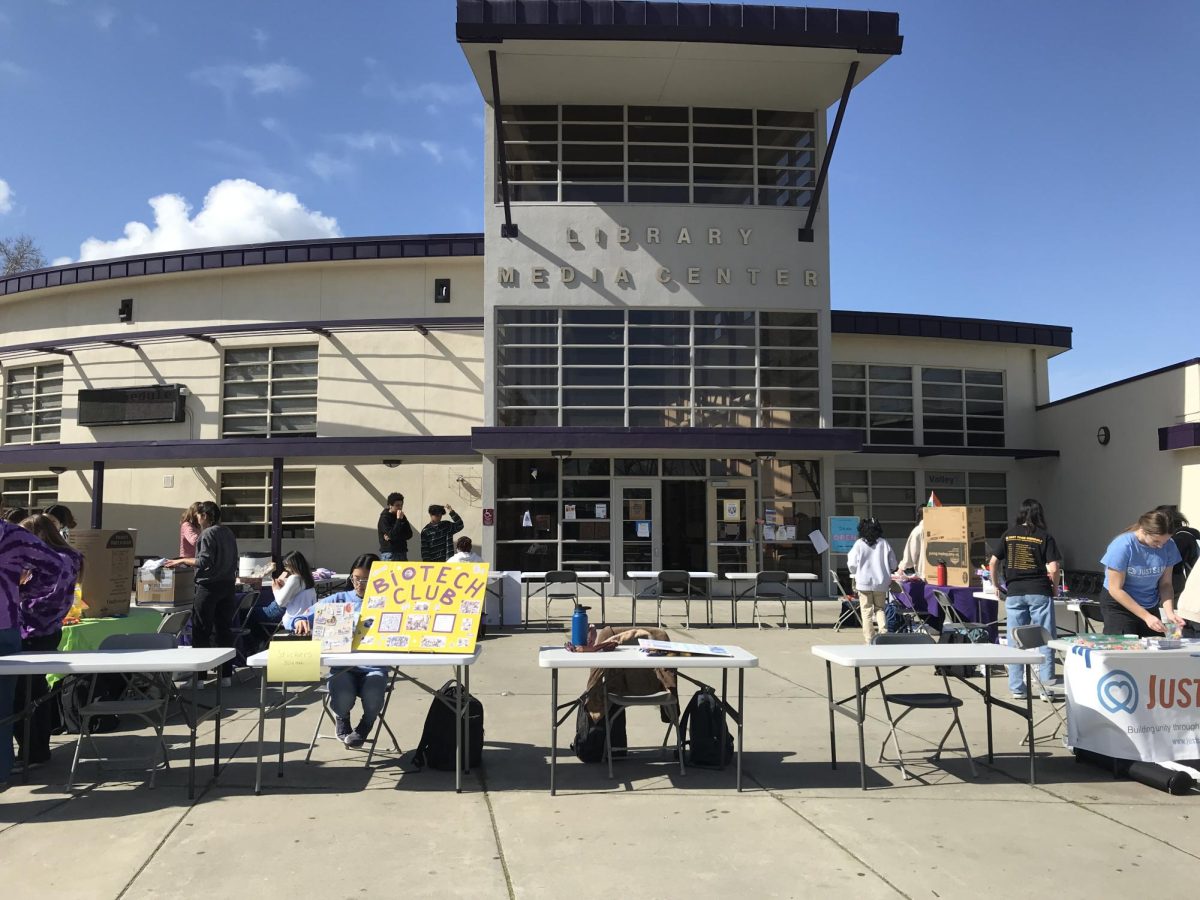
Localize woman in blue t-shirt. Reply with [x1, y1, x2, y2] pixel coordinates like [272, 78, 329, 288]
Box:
[1100, 509, 1184, 636]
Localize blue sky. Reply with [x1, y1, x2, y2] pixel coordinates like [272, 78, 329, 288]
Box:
[1, 1, 1196, 400]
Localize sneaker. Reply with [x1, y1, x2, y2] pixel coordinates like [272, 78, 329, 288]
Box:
[1011, 690, 1029, 700]
[334, 717, 352, 739]
[343, 731, 365, 748]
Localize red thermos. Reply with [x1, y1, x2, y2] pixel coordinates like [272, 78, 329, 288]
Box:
[936, 563, 947, 586]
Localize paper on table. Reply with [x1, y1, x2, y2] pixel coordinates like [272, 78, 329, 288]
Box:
[638, 638, 733, 657]
[266, 639, 321, 683]
[809, 529, 830, 554]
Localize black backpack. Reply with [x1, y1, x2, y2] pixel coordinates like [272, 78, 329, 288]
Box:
[680, 687, 734, 769]
[413, 680, 483, 771]
[934, 625, 990, 677]
[571, 696, 626, 763]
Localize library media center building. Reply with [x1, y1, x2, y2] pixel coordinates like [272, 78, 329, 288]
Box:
[1, 2, 1191, 596]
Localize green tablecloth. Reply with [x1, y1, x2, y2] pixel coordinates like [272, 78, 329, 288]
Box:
[48, 607, 163, 686]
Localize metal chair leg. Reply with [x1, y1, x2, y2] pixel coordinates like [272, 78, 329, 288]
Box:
[305, 694, 333, 763]
[602, 680, 614, 780]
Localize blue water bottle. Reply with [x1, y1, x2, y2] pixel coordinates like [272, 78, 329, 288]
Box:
[571, 603, 590, 646]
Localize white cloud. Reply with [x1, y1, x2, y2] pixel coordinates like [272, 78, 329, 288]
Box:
[192, 60, 307, 99]
[51, 256, 72, 267]
[306, 152, 355, 182]
[0, 60, 29, 81]
[252, 27, 269, 50]
[93, 7, 116, 30]
[61, 179, 340, 263]
[363, 58, 475, 111]
[0, 178, 12, 214]
[420, 141, 472, 168]
[338, 131, 411, 154]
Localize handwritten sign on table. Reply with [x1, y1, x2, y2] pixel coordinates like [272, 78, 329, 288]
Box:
[266, 639, 321, 683]
[354, 562, 490, 654]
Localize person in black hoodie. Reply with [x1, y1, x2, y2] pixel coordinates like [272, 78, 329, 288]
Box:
[168, 500, 239, 682]
[376, 492, 413, 561]
[1158, 505, 1200, 636]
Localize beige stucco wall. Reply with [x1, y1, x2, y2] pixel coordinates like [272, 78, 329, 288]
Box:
[1035, 365, 1195, 570]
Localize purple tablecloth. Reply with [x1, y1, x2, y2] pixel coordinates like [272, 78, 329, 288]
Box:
[899, 581, 999, 642]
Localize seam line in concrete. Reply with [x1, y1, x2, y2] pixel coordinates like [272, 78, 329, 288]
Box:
[478, 769, 517, 900]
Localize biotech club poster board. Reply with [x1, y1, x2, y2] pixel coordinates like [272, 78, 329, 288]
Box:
[354, 561, 490, 655]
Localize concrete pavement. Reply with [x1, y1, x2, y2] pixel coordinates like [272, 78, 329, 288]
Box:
[3, 600, 1198, 899]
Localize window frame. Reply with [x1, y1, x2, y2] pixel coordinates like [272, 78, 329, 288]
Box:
[217, 468, 316, 541]
[220, 344, 319, 439]
[3, 362, 64, 445]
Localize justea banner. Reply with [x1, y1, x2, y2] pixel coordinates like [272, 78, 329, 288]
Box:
[1064, 647, 1200, 762]
[353, 562, 490, 655]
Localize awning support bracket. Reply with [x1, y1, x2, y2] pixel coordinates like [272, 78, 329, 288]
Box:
[489, 49, 518, 239]
[799, 60, 859, 243]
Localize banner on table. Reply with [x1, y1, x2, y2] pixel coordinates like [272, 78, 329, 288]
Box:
[828, 516, 860, 554]
[353, 562, 489, 655]
[1065, 648, 1200, 762]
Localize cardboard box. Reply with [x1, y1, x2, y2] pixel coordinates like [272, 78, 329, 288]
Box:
[68, 528, 138, 618]
[137, 566, 195, 607]
[921, 506, 987, 588]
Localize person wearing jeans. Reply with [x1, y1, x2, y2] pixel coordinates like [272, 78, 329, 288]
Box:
[988, 498, 1061, 699]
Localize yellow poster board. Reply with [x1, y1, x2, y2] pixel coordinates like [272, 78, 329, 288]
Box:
[353, 561, 490, 654]
[266, 639, 322, 683]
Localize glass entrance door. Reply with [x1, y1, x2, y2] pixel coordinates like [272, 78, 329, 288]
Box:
[613, 479, 661, 595]
[707, 479, 756, 581]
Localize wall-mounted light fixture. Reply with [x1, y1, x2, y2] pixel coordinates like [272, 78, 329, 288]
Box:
[434, 278, 451, 303]
[755, 450, 777, 462]
[118, 298, 134, 323]
[49, 466, 68, 475]
[382, 459, 403, 468]
[1097, 426, 1111, 446]
[549, 449, 572, 459]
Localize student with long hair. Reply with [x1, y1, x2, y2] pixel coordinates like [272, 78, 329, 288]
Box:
[1099, 508, 1183, 637]
[15, 514, 83, 765]
[245, 550, 318, 644]
[988, 499, 1061, 700]
[179, 501, 203, 558]
[847, 517, 897, 644]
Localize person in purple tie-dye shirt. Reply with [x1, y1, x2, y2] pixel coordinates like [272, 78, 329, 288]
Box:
[0, 520, 66, 786]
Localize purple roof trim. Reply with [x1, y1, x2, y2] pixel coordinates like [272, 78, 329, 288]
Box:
[1159, 423, 1200, 452]
[470, 426, 863, 453]
[1, 233, 486, 300]
[832, 310, 1071, 350]
[0, 435, 476, 467]
[457, 1, 903, 55]
[860, 444, 1059, 460]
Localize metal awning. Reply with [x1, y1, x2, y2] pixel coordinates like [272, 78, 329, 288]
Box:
[470, 426, 864, 455]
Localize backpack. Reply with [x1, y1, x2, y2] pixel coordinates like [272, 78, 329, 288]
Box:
[54, 673, 124, 735]
[413, 680, 483, 771]
[571, 697, 626, 763]
[934, 625, 991, 677]
[680, 686, 734, 769]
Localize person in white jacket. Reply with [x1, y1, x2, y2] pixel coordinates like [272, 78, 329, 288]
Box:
[847, 517, 898, 644]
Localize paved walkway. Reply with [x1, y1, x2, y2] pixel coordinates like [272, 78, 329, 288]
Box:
[2, 601, 1196, 899]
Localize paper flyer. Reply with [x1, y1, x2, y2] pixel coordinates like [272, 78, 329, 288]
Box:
[808, 529, 830, 554]
[636, 520, 651, 538]
[313, 599, 357, 652]
[266, 639, 321, 683]
[564, 504, 576, 520]
[637, 638, 734, 658]
[764, 525, 777, 541]
[354, 561, 490, 654]
[595, 503, 607, 520]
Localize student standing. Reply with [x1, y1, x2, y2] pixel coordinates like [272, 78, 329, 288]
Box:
[1160, 506, 1200, 637]
[0, 521, 66, 787]
[44, 504, 77, 540]
[896, 507, 926, 578]
[847, 517, 897, 644]
[988, 499, 1060, 700]
[376, 493, 413, 561]
[15, 514, 83, 765]
[420, 503, 464, 562]
[179, 501, 203, 558]
[168, 501, 239, 683]
[1099, 509, 1183, 637]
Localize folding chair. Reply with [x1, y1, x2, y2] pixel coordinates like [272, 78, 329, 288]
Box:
[69, 632, 178, 789]
[1010, 624, 1067, 746]
[633, 570, 692, 627]
[156, 608, 192, 637]
[601, 676, 685, 779]
[744, 571, 793, 629]
[887, 580, 934, 635]
[933, 589, 1001, 635]
[305, 669, 403, 766]
[829, 569, 860, 632]
[542, 571, 579, 627]
[872, 633, 977, 781]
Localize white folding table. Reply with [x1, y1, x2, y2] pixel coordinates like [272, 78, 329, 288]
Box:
[725, 572, 819, 627]
[626, 570, 718, 626]
[812, 643, 1044, 788]
[538, 645, 758, 795]
[246, 646, 482, 794]
[522, 570, 611, 627]
[0, 647, 233, 799]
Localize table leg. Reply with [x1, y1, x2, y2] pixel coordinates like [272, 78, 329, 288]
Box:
[255, 673, 266, 795]
[278, 682, 287, 777]
[524, 581, 531, 631]
[550, 669, 558, 796]
[19, 676, 32, 784]
[464, 663, 472, 777]
[214, 672, 222, 780]
[188, 672, 198, 801]
[1026, 663, 1036, 785]
[455, 665, 463, 794]
[736, 668, 744, 792]
[600, 581, 606, 624]
[826, 661, 837, 770]
[985, 666, 994, 763]
[855, 667, 866, 790]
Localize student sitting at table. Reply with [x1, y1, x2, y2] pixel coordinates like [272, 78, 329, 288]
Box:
[292, 553, 385, 748]
[245, 551, 318, 649]
[15, 514, 84, 766]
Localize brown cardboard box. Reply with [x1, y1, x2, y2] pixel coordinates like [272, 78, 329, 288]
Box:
[137, 566, 195, 607]
[921, 506, 987, 588]
[68, 528, 138, 618]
